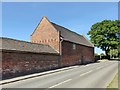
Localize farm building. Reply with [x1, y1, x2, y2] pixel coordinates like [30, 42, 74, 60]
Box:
[30, 16, 94, 66]
[1, 16, 94, 79]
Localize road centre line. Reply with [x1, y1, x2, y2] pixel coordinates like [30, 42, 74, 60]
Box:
[47, 62, 114, 89]
[48, 79, 72, 88]
[46, 64, 107, 89]
[79, 70, 93, 76]
[79, 65, 105, 77]
[79, 65, 107, 77]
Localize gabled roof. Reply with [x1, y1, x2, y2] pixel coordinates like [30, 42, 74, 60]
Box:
[31, 16, 94, 47]
[0, 37, 58, 54]
[51, 22, 94, 47]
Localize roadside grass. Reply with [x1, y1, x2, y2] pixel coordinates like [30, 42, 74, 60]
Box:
[107, 60, 120, 89]
[107, 73, 118, 88]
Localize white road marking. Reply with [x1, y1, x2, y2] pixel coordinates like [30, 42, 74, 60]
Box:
[79, 70, 93, 76]
[48, 79, 72, 88]
[79, 66, 104, 77]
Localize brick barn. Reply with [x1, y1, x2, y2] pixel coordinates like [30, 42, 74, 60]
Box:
[1, 16, 94, 79]
[30, 16, 94, 67]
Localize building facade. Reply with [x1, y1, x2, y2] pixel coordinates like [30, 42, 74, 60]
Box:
[1, 16, 94, 79]
[30, 16, 94, 67]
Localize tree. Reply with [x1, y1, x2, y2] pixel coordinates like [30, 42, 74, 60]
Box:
[88, 20, 120, 58]
[109, 49, 118, 58]
[95, 53, 99, 56]
[100, 53, 105, 56]
[118, 44, 120, 58]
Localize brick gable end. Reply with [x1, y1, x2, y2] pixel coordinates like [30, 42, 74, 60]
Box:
[30, 17, 60, 53]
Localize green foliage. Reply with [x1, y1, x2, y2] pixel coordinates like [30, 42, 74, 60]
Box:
[109, 49, 118, 58]
[95, 53, 100, 56]
[88, 20, 120, 57]
[100, 53, 105, 56]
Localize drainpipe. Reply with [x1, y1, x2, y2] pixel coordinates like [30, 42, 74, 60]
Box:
[59, 36, 63, 67]
[60, 37, 63, 55]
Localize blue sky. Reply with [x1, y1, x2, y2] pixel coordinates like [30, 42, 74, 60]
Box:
[2, 2, 118, 54]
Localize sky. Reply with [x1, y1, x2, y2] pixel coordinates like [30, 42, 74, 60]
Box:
[2, 2, 118, 54]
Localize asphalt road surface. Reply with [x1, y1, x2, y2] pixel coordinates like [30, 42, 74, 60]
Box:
[2, 60, 118, 88]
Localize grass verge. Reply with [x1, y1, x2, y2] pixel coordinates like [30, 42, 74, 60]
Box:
[107, 73, 118, 88]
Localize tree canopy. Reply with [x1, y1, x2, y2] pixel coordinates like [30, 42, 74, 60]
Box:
[87, 20, 120, 58]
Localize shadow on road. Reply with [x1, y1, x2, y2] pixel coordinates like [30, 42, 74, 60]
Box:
[109, 59, 120, 61]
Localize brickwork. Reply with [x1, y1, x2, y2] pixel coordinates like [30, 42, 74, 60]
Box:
[81, 44, 94, 64]
[30, 17, 60, 53]
[61, 41, 94, 67]
[1, 17, 95, 79]
[30, 16, 94, 67]
[1, 51, 59, 79]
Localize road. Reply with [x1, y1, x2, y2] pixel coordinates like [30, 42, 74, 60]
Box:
[2, 60, 118, 88]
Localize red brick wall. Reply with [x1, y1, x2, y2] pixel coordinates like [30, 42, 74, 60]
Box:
[60, 41, 94, 67]
[81, 45, 94, 63]
[1, 51, 59, 79]
[30, 17, 60, 53]
[1, 41, 94, 79]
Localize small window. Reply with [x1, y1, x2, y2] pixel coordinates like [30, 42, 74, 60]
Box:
[73, 44, 76, 50]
